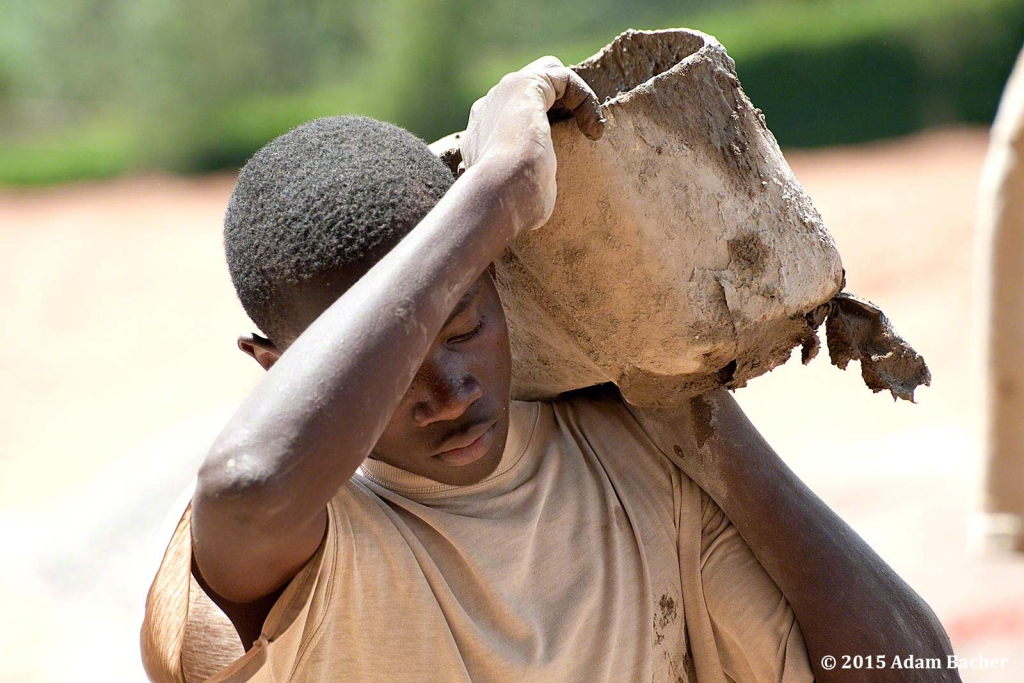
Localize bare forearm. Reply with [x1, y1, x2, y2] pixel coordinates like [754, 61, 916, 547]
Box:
[695, 392, 960, 682]
[191, 60, 604, 604]
[193, 160, 532, 598]
[206, 162, 517, 495]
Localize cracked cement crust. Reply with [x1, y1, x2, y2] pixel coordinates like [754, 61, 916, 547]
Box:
[825, 293, 932, 402]
[431, 28, 929, 406]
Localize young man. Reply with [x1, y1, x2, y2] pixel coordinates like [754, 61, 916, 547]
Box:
[142, 59, 960, 682]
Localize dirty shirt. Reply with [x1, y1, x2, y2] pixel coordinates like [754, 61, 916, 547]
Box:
[141, 392, 812, 683]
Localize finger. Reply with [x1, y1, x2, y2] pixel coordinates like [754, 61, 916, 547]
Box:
[537, 67, 605, 141]
[560, 70, 605, 141]
[521, 55, 565, 73]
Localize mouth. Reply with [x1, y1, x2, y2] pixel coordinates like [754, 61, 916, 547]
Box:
[433, 420, 497, 467]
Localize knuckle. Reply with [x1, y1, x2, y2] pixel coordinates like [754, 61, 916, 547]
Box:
[498, 72, 522, 87]
[570, 73, 596, 96]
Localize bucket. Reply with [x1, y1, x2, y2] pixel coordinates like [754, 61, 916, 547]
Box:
[434, 29, 848, 406]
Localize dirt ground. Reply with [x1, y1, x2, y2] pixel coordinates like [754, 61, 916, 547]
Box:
[1, 127, 1022, 681]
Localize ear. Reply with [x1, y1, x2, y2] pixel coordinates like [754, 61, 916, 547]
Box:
[237, 333, 281, 371]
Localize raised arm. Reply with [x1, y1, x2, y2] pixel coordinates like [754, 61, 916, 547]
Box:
[192, 59, 603, 608]
[628, 390, 961, 683]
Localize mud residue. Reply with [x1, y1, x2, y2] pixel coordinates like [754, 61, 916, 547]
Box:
[572, 29, 709, 103]
[825, 292, 931, 402]
[801, 302, 831, 363]
[652, 592, 690, 682]
[652, 593, 678, 645]
[658, 594, 678, 629]
[726, 232, 766, 278]
[689, 394, 715, 449]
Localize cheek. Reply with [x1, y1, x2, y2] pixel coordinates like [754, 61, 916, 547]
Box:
[485, 312, 512, 389]
[371, 412, 406, 457]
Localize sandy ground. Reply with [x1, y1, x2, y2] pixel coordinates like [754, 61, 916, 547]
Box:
[1, 127, 1021, 681]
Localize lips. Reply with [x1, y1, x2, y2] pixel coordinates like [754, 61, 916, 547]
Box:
[433, 420, 497, 466]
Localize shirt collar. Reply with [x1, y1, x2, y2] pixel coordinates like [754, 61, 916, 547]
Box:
[357, 401, 538, 497]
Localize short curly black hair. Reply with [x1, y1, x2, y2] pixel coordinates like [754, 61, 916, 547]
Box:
[224, 115, 455, 344]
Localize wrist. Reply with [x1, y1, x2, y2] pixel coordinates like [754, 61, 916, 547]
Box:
[465, 151, 554, 237]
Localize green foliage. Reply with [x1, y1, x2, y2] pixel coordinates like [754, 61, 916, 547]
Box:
[0, 121, 134, 185]
[697, 0, 1024, 146]
[0, 0, 1021, 185]
[463, 0, 1024, 147]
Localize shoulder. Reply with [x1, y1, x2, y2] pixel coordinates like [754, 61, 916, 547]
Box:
[548, 383, 641, 429]
[142, 482, 373, 683]
[546, 384, 678, 477]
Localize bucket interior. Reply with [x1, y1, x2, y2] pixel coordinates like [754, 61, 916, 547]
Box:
[573, 30, 707, 104]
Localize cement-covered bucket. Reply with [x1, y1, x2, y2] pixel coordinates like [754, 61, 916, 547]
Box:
[432, 28, 927, 406]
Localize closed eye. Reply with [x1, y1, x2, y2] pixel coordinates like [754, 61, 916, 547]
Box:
[448, 318, 484, 344]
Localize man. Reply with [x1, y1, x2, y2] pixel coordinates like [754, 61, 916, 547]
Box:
[142, 58, 959, 682]
[975, 46, 1024, 555]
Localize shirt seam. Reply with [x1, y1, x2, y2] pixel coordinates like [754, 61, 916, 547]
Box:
[284, 501, 337, 681]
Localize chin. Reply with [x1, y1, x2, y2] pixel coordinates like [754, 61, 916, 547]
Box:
[429, 423, 508, 487]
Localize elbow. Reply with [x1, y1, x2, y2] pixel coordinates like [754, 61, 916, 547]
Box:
[194, 433, 296, 539]
[199, 430, 272, 502]
[191, 432, 328, 604]
[890, 588, 956, 655]
[907, 595, 961, 665]
[879, 593, 963, 683]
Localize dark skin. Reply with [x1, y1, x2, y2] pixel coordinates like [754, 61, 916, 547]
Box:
[240, 273, 513, 487]
[193, 55, 595, 631]
[628, 394, 961, 683]
[200, 273, 512, 648]
[193, 57, 960, 681]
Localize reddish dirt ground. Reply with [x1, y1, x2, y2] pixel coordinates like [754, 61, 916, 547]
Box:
[1, 127, 1021, 681]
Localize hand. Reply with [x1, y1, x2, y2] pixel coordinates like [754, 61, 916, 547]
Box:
[461, 56, 604, 234]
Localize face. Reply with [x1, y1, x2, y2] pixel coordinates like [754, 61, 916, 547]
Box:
[241, 271, 513, 487]
[370, 273, 512, 485]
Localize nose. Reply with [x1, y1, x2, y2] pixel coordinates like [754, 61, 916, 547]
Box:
[411, 359, 484, 427]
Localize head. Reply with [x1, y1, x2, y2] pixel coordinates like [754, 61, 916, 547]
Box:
[224, 115, 512, 486]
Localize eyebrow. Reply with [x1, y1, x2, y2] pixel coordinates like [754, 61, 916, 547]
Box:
[443, 282, 482, 328]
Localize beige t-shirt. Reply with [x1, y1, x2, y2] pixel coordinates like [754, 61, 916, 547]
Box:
[142, 392, 812, 683]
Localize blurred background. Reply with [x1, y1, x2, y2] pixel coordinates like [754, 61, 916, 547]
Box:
[2, 0, 1023, 680]
[3, 0, 1023, 181]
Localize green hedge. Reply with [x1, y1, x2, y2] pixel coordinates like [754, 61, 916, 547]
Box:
[0, 121, 135, 186]
[467, 0, 1024, 148]
[1, 0, 1021, 185]
[701, 0, 1024, 146]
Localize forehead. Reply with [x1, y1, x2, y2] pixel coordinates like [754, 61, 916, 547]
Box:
[277, 268, 501, 349]
[445, 280, 484, 325]
[275, 269, 360, 346]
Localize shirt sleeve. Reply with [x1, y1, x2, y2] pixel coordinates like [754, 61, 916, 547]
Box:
[140, 500, 335, 683]
[697, 487, 814, 683]
[619, 395, 814, 683]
